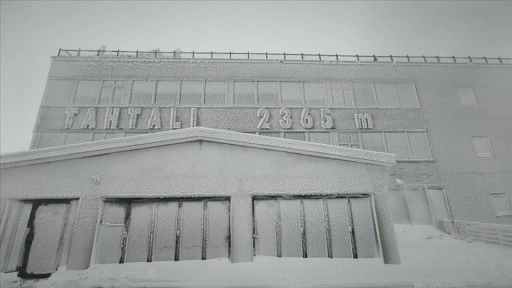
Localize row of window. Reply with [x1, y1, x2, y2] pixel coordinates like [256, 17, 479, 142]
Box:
[36, 130, 496, 160]
[259, 131, 433, 160]
[35, 131, 434, 161]
[45, 80, 420, 108]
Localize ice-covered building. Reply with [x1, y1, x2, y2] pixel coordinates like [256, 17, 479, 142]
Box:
[1, 50, 511, 278]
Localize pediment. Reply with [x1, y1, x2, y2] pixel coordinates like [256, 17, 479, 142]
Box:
[0, 127, 396, 169]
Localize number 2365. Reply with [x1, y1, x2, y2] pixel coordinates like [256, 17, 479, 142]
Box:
[257, 108, 333, 129]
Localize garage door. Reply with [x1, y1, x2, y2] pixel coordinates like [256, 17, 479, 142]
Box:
[95, 198, 230, 264]
[0, 200, 77, 278]
[253, 196, 379, 258]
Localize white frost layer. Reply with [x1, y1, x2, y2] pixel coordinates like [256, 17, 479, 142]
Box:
[2, 225, 512, 288]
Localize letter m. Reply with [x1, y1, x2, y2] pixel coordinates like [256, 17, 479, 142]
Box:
[354, 114, 373, 129]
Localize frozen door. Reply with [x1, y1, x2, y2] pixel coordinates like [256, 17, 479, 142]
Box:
[25, 203, 68, 275]
[278, 199, 302, 257]
[303, 199, 328, 257]
[426, 188, 451, 229]
[206, 200, 230, 259]
[152, 202, 178, 261]
[254, 196, 379, 259]
[253, 199, 278, 256]
[96, 202, 127, 264]
[125, 203, 153, 263]
[326, 198, 353, 258]
[1, 202, 32, 272]
[407, 186, 432, 225]
[350, 197, 378, 258]
[389, 189, 411, 224]
[179, 201, 204, 260]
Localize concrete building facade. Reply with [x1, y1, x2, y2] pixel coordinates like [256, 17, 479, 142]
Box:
[1, 50, 511, 278]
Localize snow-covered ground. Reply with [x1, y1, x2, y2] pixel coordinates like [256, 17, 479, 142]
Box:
[2, 225, 512, 288]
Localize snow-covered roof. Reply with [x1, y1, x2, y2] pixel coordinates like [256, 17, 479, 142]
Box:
[0, 127, 396, 169]
[55, 49, 512, 65]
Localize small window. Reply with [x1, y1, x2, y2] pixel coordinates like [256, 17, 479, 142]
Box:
[205, 81, 226, 105]
[45, 80, 76, 105]
[339, 132, 360, 148]
[284, 132, 306, 141]
[257, 82, 279, 106]
[281, 82, 303, 105]
[457, 88, 477, 106]
[308, 132, 331, 145]
[385, 133, 410, 159]
[395, 83, 419, 107]
[331, 83, 355, 107]
[155, 81, 179, 105]
[234, 81, 255, 105]
[490, 194, 512, 216]
[75, 80, 101, 105]
[131, 81, 154, 105]
[353, 83, 376, 106]
[472, 137, 493, 157]
[361, 132, 385, 152]
[375, 83, 398, 107]
[99, 80, 125, 105]
[180, 81, 203, 105]
[304, 83, 326, 105]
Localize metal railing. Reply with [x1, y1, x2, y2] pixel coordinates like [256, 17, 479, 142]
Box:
[57, 49, 512, 65]
[443, 219, 512, 247]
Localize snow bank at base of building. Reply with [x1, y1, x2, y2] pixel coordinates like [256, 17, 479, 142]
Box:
[2, 225, 512, 288]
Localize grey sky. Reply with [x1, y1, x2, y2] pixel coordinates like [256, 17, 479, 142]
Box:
[1, 1, 511, 154]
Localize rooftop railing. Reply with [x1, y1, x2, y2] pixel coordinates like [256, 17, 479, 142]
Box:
[57, 49, 512, 65]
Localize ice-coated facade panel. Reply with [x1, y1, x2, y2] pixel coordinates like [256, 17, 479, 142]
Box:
[28, 55, 512, 225]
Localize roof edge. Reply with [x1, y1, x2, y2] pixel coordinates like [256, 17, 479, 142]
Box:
[0, 127, 396, 169]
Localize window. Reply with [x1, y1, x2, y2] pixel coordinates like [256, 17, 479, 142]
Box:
[155, 81, 179, 105]
[257, 82, 279, 105]
[205, 81, 227, 105]
[304, 83, 326, 105]
[308, 132, 331, 145]
[75, 80, 101, 105]
[258, 132, 281, 138]
[45, 80, 76, 105]
[331, 83, 355, 107]
[94, 198, 230, 264]
[37, 132, 64, 148]
[457, 88, 477, 106]
[131, 81, 154, 105]
[339, 132, 361, 148]
[180, 81, 203, 105]
[234, 81, 255, 105]
[360, 132, 433, 160]
[353, 83, 376, 106]
[281, 82, 303, 105]
[360, 133, 385, 152]
[64, 132, 92, 145]
[490, 194, 512, 216]
[375, 83, 398, 107]
[472, 137, 493, 157]
[284, 132, 306, 141]
[99, 80, 125, 104]
[385, 133, 412, 160]
[395, 83, 419, 107]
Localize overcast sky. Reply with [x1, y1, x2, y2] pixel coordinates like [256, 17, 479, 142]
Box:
[1, 1, 511, 154]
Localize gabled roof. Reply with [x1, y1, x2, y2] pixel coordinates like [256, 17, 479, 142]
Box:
[0, 127, 396, 169]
